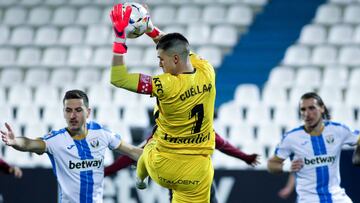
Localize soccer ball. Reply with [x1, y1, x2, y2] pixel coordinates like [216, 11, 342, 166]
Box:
[123, 2, 150, 38]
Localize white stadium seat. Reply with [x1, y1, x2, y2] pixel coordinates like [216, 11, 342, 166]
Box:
[211, 25, 238, 47]
[283, 45, 311, 66]
[92, 46, 112, 67]
[197, 46, 223, 68]
[294, 67, 321, 89]
[348, 68, 360, 88]
[226, 5, 253, 27]
[34, 85, 60, 108]
[177, 5, 202, 24]
[77, 6, 102, 25]
[42, 47, 68, 67]
[187, 24, 211, 46]
[202, 5, 226, 25]
[314, 4, 342, 25]
[151, 5, 177, 26]
[59, 26, 84, 45]
[3, 6, 27, 26]
[262, 85, 288, 108]
[17, 47, 42, 67]
[338, 46, 360, 66]
[343, 5, 360, 24]
[322, 67, 348, 88]
[353, 25, 360, 44]
[266, 66, 295, 89]
[24, 69, 49, 87]
[345, 87, 360, 109]
[75, 69, 101, 87]
[124, 47, 144, 67]
[19, 0, 42, 6]
[85, 25, 111, 45]
[52, 6, 77, 26]
[310, 45, 337, 66]
[44, 0, 67, 6]
[8, 84, 33, 107]
[10, 27, 34, 46]
[234, 84, 261, 108]
[34, 26, 59, 46]
[67, 46, 93, 67]
[0, 48, 16, 66]
[0, 26, 10, 45]
[0, 68, 23, 87]
[50, 69, 74, 87]
[28, 7, 52, 26]
[16, 104, 41, 125]
[328, 24, 353, 45]
[299, 24, 327, 46]
[318, 86, 343, 109]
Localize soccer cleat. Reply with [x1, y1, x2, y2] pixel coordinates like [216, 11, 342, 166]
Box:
[136, 177, 148, 190]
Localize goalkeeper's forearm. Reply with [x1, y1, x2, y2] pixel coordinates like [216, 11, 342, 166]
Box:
[110, 55, 140, 92]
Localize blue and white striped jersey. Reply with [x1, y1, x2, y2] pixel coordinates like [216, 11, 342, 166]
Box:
[275, 121, 359, 203]
[42, 121, 122, 203]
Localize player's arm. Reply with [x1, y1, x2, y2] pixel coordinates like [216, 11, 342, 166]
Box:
[267, 156, 286, 174]
[114, 141, 143, 161]
[109, 4, 154, 94]
[278, 173, 295, 199]
[352, 139, 360, 166]
[215, 132, 259, 166]
[1, 122, 46, 154]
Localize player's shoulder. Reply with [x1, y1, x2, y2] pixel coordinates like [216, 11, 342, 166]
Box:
[282, 126, 304, 140]
[325, 120, 352, 131]
[87, 121, 104, 130]
[42, 128, 67, 141]
[189, 52, 214, 73]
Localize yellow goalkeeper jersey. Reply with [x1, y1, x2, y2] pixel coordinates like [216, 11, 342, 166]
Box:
[151, 53, 216, 155]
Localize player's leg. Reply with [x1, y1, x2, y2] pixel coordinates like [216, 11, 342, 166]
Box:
[136, 153, 148, 189]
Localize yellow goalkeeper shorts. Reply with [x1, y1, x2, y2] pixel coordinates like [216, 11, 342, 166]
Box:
[138, 139, 214, 203]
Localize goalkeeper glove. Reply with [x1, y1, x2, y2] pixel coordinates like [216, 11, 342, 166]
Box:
[145, 16, 161, 39]
[110, 4, 132, 54]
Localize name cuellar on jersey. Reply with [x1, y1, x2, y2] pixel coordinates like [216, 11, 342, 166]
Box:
[42, 121, 122, 203]
[151, 52, 216, 155]
[275, 121, 360, 203]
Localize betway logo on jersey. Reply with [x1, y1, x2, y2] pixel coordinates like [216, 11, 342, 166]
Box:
[304, 155, 336, 167]
[68, 159, 103, 170]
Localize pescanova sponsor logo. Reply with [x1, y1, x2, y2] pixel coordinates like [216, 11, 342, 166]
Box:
[303, 155, 336, 168]
[68, 159, 103, 171]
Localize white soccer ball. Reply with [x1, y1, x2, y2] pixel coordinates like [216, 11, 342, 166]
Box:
[123, 2, 150, 38]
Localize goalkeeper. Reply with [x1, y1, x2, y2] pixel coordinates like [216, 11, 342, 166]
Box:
[109, 3, 218, 202]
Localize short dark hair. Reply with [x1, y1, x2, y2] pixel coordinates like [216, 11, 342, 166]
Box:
[156, 33, 190, 60]
[300, 92, 331, 120]
[63, 89, 89, 107]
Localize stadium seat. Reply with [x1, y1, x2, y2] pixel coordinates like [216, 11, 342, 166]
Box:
[8, 84, 33, 107]
[0, 68, 23, 87]
[93, 0, 114, 6]
[143, 47, 159, 68]
[3, 6, 27, 26]
[257, 123, 281, 155]
[75, 69, 101, 87]
[299, 24, 327, 46]
[176, 5, 202, 24]
[87, 84, 113, 108]
[197, 46, 222, 68]
[226, 5, 253, 28]
[163, 25, 186, 34]
[101, 6, 112, 25]
[294, 67, 321, 89]
[42, 104, 65, 128]
[16, 104, 41, 126]
[186, 24, 211, 46]
[321, 67, 348, 88]
[42, 47, 68, 67]
[124, 47, 144, 67]
[211, 25, 238, 47]
[113, 88, 139, 108]
[289, 86, 316, 107]
[17, 47, 42, 67]
[233, 84, 261, 108]
[273, 104, 300, 129]
[245, 105, 271, 127]
[314, 4, 342, 25]
[328, 24, 353, 45]
[283, 45, 311, 66]
[85, 25, 111, 45]
[49, 69, 74, 88]
[348, 68, 360, 88]
[77, 6, 102, 25]
[317, 86, 343, 109]
[151, 5, 177, 26]
[96, 105, 122, 127]
[338, 46, 360, 66]
[44, 0, 67, 6]
[0, 48, 16, 66]
[131, 34, 154, 46]
[122, 105, 150, 128]
[243, 0, 269, 8]
[10, 26, 34, 46]
[138, 94, 156, 109]
[59, 26, 84, 45]
[345, 87, 360, 109]
[92, 46, 112, 67]
[343, 5, 360, 24]
[28, 6, 52, 26]
[228, 123, 255, 148]
[331, 105, 355, 125]
[0, 0, 16, 6]
[216, 101, 243, 126]
[262, 85, 288, 109]
[0, 105, 14, 123]
[0, 26, 10, 45]
[34, 26, 59, 46]
[52, 6, 77, 26]
[19, 0, 42, 6]
[34, 85, 60, 108]
[107, 122, 133, 144]
[352, 25, 360, 44]
[266, 66, 295, 89]
[24, 69, 49, 87]
[4, 147, 34, 167]
[67, 46, 93, 67]
[202, 5, 226, 25]
[310, 45, 337, 66]
[329, 0, 356, 5]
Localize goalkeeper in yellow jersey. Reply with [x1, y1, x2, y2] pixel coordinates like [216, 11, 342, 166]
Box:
[109, 4, 216, 203]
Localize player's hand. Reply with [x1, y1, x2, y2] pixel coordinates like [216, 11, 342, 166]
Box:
[9, 166, 23, 179]
[245, 153, 260, 167]
[110, 4, 132, 54]
[1, 122, 17, 146]
[142, 4, 162, 39]
[278, 186, 292, 199]
[110, 4, 132, 39]
[290, 159, 303, 172]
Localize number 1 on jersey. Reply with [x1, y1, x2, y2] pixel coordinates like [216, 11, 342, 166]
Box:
[190, 104, 204, 134]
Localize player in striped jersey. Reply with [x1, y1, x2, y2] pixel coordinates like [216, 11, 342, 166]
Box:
[268, 92, 360, 203]
[1, 90, 143, 203]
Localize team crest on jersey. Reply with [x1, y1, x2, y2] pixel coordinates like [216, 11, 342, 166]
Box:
[90, 138, 99, 148]
[325, 134, 335, 144]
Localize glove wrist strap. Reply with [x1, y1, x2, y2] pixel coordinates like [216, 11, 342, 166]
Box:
[113, 42, 127, 54]
[146, 27, 160, 38]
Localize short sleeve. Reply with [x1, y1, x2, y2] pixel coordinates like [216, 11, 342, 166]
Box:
[41, 132, 54, 154]
[275, 134, 293, 160]
[341, 124, 360, 146]
[103, 128, 122, 150]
